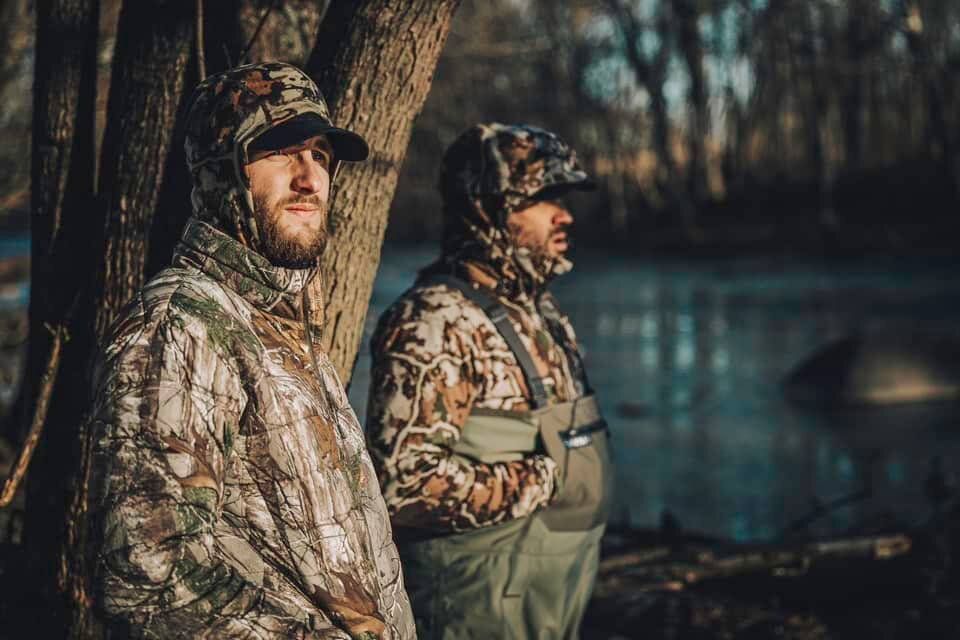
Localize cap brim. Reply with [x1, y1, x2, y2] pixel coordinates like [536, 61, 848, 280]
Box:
[324, 127, 369, 163]
[248, 113, 369, 162]
[535, 179, 597, 202]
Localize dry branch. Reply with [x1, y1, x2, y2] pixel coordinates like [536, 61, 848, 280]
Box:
[0, 325, 64, 508]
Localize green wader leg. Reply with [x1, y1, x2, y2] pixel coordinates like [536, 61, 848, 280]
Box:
[401, 518, 604, 640]
[401, 398, 612, 640]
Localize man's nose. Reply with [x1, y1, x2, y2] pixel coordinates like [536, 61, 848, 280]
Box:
[553, 206, 573, 226]
[291, 151, 330, 197]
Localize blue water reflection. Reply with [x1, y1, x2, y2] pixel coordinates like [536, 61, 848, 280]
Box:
[349, 248, 960, 543]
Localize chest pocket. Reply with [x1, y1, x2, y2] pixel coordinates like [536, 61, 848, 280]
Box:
[533, 395, 614, 532]
[454, 394, 614, 533]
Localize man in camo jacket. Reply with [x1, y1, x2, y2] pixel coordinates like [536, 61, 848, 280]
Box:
[86, 62, 414, 639]
[366, 123, 613, 638]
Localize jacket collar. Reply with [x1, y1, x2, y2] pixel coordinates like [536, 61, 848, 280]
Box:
[173, 218, 316, 314]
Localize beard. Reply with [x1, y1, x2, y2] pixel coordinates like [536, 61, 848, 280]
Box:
[506, 218, 570, 259]
[252, 192, 329, 268]
[507, 223, 573, 284]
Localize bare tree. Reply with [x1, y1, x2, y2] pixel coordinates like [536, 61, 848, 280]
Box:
[308, 0, 462, 381]
[608, 0, 703, 236]
[7, 1, 461, 636]
[0, 0, 34, 218]
[674, 0, 710, 202]
[4, 0, 99, 635]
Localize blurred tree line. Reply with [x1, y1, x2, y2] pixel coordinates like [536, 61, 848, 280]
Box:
[386, 0, 960, 249]
[3, 1, 958, 249]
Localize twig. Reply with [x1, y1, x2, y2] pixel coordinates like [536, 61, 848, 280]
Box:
[598, 533, 912, 592]
[0, 324, 65, 507]
[780, 486, 873, 539]
[238, 0, 280, 65]
[196, 0, 206, 80]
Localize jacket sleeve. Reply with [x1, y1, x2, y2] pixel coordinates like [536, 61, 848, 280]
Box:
[365, 300, 560, 532]
[89, 301, 348, 639]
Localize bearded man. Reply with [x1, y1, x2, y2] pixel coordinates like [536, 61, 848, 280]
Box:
[86, 62, 414, 639]
[366, 123, 614, 639]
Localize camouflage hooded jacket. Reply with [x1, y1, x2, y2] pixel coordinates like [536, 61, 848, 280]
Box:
[87, 63, 414, 639]
[366, 124, 593, 533]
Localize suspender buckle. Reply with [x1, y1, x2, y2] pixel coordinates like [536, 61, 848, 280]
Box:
[562, 432, 594, 449]
[559, 420, 608, 449]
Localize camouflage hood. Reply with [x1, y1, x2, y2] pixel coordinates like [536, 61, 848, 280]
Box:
[183, 61, 363, 257]
[428, 123, 593, 299]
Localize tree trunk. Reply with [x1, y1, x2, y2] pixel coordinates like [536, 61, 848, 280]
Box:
[307, 0, 462, 382]
[238, 0, 328, 66]
[608, 0, 697, 233]
[0, 0, 34, 225]
[92, 1, 195, 341]
[796, 3, 836, 227]
[0, 0, 33, 100]
[14, 0, 98, 634]
[0, 0, 36, 447]
[675, 0, 710, 202]
[20, 1, 195, 636]
[902, 0, 957, 198]
[842, 0, 867, 171]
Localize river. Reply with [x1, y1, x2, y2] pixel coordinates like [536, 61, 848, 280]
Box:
[3, 239, 960, 543]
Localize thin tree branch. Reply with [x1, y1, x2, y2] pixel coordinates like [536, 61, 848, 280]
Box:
[196, 0, 206, 79]
[0, 324, 65, 508]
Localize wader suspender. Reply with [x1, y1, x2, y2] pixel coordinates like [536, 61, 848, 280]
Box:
[419, 274, 550, 410]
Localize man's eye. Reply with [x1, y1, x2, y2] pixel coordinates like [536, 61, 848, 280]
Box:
[311, 150, 330, 165]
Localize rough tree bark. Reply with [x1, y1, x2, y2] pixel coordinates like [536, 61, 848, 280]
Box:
[20, 1, 195, 636]
[237, 0, 328, 66]
[307, 0, 463, 382]
[12, 0, 99, 634]
[91, 1, 195, 341]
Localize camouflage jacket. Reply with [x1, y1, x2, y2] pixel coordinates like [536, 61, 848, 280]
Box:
[366, 123, 593, 534]
[88, 219, 415, 639]
[365, 259, 590, 533]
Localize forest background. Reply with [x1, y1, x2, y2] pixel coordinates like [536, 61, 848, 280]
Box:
[3, 0, 960, 251]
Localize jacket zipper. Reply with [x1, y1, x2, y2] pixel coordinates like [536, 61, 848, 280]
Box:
[302, 280, 386, 618]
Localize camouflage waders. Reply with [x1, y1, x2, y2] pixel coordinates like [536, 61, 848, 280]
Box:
[400, 276, 614, 639]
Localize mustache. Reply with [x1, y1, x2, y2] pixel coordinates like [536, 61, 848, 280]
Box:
[276, 194, 324, 208]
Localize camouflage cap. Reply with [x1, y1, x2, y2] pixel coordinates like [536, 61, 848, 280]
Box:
[184, 61, 367, 174]
[438, 123, 594, 221]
